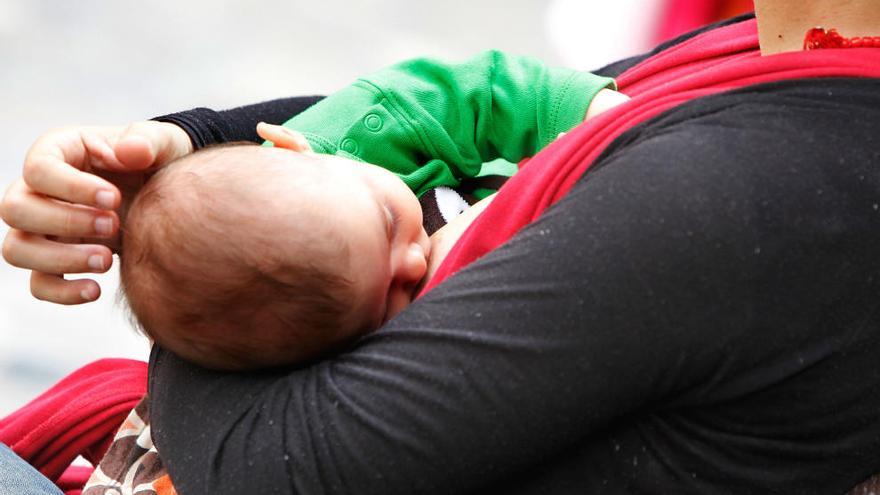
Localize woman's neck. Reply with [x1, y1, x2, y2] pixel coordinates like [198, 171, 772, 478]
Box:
[755, 0, 880, 55]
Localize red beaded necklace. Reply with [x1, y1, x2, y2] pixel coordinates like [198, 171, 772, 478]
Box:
[804, 27, 880, 50]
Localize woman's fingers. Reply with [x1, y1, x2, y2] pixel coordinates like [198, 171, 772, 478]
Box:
[20, 122, 191, 213]
[1, 227, 109, 305]
[1, 182, 118, 239]
[1, 121, 194, 306]
[23, 130, 123, 210]
[30, 271, 101, 305]
[113, 133, 156, 171]
[22, 155, 121, 210]
[114, 121, 194, 170]
[15, 122, 191, 218]
[2, 229, 113, 275]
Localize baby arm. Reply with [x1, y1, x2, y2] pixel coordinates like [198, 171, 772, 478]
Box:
[274, 50, 616, 196]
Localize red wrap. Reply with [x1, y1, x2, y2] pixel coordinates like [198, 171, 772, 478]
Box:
[0, 358, 148, 494]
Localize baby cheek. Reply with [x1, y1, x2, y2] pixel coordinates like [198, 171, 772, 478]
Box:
[349, 256, 393, 331]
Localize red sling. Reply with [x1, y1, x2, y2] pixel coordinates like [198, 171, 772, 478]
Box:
[0, 359, 147, 494]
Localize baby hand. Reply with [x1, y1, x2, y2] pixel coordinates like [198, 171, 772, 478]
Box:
[256, 122, 313, 153]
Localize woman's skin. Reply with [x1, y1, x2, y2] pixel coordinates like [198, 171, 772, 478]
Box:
[3, 0, 880, 306]
[1, 122, 192, 303]
[756, 0, 880, 55]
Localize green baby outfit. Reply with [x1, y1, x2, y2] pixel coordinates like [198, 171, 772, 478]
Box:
[280, 50, 615, 197]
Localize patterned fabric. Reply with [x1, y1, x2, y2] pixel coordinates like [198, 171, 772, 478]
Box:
[419, 175, 511, 236]
[420, 187, 472, 235]
[82, 396, 175, 495]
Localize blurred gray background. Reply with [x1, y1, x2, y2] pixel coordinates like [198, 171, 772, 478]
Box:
[0, 0, 660, 415]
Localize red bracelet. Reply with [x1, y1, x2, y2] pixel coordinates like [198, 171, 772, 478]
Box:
[804, 27, 880, 50]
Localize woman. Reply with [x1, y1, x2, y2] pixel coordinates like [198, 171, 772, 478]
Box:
[3, 1, 880, 493]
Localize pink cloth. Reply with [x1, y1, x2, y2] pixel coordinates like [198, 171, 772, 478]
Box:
[58, 466, 94, 495]
[0, 358, 148, 494]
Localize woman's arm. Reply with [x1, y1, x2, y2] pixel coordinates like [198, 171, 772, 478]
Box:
[154, 96, 324, 149]
[0, 96, 323, 304]
[147, 128, 750, 493]
[151, 160, 710, 492]
[0, 122, 192, 304]
[143, 114, 780, 494]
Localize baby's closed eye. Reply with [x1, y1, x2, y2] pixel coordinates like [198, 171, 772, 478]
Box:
[383, 204, 398, 240]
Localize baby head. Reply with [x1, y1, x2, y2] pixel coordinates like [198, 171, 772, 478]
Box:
[120, 142, 430, 370]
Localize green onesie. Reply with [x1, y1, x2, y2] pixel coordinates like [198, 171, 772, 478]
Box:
[278, 50, 615, 198]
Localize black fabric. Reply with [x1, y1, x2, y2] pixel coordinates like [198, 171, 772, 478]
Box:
[153, 96, 324, 148]
[149, 77, 880, 494]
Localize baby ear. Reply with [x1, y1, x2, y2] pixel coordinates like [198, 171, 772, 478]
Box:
[256, 122, 313, 152]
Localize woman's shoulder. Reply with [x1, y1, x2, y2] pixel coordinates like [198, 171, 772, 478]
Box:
[564, 76, 880, 304]
[589, 77, 880, 186]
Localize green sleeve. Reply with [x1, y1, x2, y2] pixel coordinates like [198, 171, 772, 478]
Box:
[280, 50, 615, 197]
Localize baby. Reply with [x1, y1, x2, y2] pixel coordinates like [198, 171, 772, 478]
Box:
[120, 50, 628, 370]
[121, 133, 439, 370]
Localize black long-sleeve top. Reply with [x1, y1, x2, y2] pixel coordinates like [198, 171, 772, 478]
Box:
[149, 17, 880, 494]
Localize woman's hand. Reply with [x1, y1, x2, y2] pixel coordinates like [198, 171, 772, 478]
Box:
[0, 121, 193, 305]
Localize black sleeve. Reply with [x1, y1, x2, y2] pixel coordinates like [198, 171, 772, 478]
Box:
[152, 96, 324, 149]
[149, 81, 880, 495]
